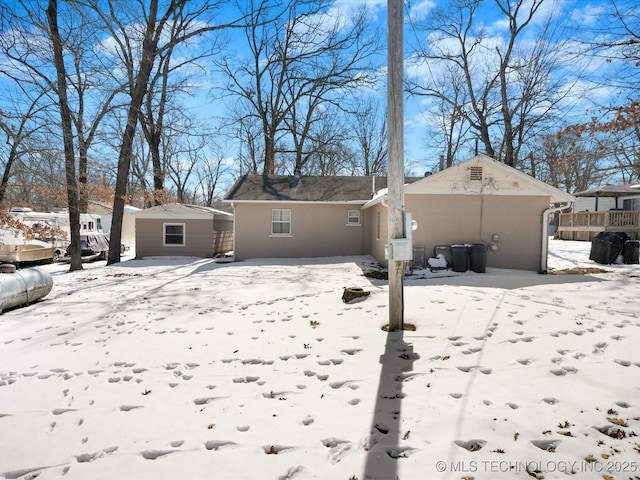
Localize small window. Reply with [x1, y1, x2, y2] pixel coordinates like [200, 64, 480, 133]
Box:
[469, 166, 483, 181]
[271, 209, 291, 236]
[376, 210, 381, 240]
[164, 223, 185, 246]
[347, 209, 360, 225]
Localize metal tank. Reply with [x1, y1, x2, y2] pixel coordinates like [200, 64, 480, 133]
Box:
[0, 267, 53, 313]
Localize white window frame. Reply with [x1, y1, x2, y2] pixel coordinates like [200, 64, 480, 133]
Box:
[163, 222, 186, 246]
[270, 209, 292, 237]
[347, 209, 361, 226]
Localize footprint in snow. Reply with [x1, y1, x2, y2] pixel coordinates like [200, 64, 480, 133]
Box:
[119, 405, 143, 412]
[531, 439, 560, 451]
[455, 439, 486, 451]
[322, 438, 353, 464]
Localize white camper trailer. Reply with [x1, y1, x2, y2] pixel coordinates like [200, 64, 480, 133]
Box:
[0, 207, 104, 264]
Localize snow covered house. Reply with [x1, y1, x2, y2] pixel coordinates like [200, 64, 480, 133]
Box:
[224, 155, 575, 271]
[134, 204, 233, 258]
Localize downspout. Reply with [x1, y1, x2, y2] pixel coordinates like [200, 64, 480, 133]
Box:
[540, 203, 572, 273]
[230, 201, 236, 260]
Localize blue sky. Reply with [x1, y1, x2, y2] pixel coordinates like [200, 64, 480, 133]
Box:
[0, 0, 636, 192]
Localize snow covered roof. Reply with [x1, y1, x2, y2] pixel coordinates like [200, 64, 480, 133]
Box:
[134, 203, 233, 219]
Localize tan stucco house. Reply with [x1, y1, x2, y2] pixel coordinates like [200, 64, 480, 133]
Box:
[134, 204, 233, 258]
[224, 155, 575, 271]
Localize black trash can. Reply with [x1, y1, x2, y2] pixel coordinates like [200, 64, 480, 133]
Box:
[469, 243, 487, 273]
[451, 244, 469, 272]
[623, 240, 640, 264]
[589, 232, 629, 264]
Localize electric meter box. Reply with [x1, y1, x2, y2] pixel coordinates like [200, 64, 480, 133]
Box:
[385, 238, 413, 261]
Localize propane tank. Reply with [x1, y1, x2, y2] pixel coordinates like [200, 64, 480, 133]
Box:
[0, 266, 53, 313]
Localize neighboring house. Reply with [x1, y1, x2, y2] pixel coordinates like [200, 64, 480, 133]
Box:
[572, 184, 640, 212]
[557, 185, 640, 241]
[224, 155, 575, 271]
[134, 204, 233, 258]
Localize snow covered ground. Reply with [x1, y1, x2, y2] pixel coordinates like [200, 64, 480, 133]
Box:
[0, 238, 639, 480]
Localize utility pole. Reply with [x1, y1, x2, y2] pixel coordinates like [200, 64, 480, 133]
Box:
[387, 0, 404, 331]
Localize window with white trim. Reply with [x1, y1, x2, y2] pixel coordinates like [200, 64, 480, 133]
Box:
[164, 223, 185, 246]
[271, 209, 291, 236]
[347, 209, 360, 225]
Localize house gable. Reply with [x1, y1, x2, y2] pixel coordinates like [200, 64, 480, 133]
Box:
[402, 155, 575, 203]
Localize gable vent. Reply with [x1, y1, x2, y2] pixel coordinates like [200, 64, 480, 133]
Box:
[469, 166, 483, 181]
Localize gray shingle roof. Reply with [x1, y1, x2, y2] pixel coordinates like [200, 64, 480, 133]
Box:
[225, 174, 419, 202]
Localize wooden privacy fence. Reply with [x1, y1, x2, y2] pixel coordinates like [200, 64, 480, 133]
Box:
[557, 211, 640, 240]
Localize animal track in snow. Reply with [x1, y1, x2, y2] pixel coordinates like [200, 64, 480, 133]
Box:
[317, 359, 343, 366]
[321, 438, 353, 463]
[455, 439, 486, 451]
[340, 348, 361, 356]
[456, 366, 478, 373]
[550, 366, 578, 376]
[462, 347, 482, 355]
[140, 450, 176, 460]
[194, 397, 222, 405]
[233, 376, 260, 383]
[205, 440, 237, 451]
[531, 439, 560, 451]
[119, 405, 143, 412]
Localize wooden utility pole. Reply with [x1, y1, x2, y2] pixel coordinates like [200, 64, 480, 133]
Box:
[387, 0, 405, 330]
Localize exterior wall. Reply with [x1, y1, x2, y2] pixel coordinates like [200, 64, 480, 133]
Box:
[573, 197, 616, 212]
[213, 217, 234, 255]
[135, 218, 215, 258]
[363, 204, 388, 266]
[233, 202, 365, 261]
[369, 194, 549, 271]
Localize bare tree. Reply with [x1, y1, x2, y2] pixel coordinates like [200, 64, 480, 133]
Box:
[532, 127, 604, 193]
[0, 1, 125, 217]
[350, 98, 387, 176]
[193, 143, 231, 207]
[46, 0, 82, 270]
[90, 0, 239, 265]
[218, 0, 381, 175]
[586, 0, 640, 94]
[0, 89, 49, 204]
[408, 0, 574, 168]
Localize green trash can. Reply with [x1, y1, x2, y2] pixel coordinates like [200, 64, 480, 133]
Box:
[469, 243, 487, 273]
